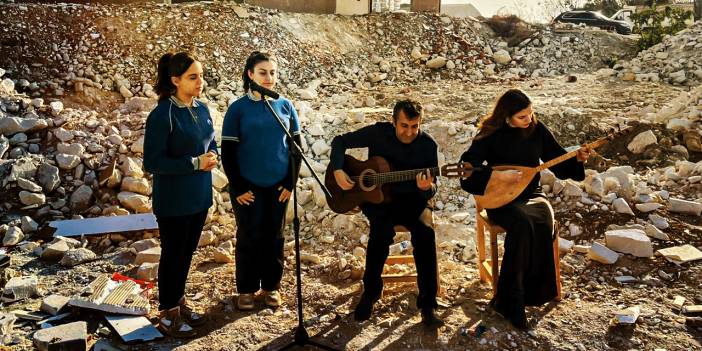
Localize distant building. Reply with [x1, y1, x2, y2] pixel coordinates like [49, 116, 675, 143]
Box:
[440, 1, 481, 18]
[243, 0, 444, 15]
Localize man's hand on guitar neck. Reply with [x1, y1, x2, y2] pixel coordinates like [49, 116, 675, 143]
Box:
[334, 169, 355, 190]
[416, 169, 434, 191]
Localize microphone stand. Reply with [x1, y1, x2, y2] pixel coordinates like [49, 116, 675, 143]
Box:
[254, 90, 337, 351]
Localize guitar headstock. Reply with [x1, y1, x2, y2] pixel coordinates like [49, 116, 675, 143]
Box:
[442, 162, 476, 178]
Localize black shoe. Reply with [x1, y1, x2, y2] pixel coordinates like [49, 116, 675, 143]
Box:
[421, 308, 444, 328]
[353, 294, 378, 322]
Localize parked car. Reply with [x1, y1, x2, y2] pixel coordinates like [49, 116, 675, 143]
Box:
[554, 10, 632, 35]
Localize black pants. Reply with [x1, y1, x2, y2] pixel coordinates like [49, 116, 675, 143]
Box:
[233, 184, 288, 294]
[486, 196, 557, 324]
[156, 209, 208, 311]
[361, 199, 438, 310]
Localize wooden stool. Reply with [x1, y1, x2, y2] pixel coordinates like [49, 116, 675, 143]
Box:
[380, 209, 442, 296]
[475, 203, 562, 300]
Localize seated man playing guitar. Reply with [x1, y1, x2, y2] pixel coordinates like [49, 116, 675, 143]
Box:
[330, 99, 443, 327]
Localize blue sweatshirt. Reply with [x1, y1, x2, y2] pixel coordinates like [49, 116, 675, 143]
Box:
[143, 96, 217, 217]
[221, 93, 300, 188]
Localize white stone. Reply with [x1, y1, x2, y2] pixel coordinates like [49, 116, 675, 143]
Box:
[198, 231, 216, 247]
[134, 247, 161, 265]
[649, 214, 669, 229]
[588, 242, 618, 264]
[130, 136, 144, 153]
[563, 180, 583, 197]
[117, 191, 151, 213]
[49, 101, 64, 116]
[605, 229, 653, 257]
[627, 130, 657, 154]
[18, 191, 46, 206]
[558, 237, 574, 254]
[52, 128, 74, 142]
[311, 140, 330, 156]
[136, 262, 159, 281]
[55, 153, 81, 170]
[211, 168, 228, 190]
[120, 177, 151, 196]
[426, 57, 447, 69]
[59, 248, 96, 267]
[635, 203, 663, 213]
[493, 50, 512, 65]
[57, 143, 85, 156]
[667, 118, 693, 130]
[644, 224, 670, 241]
[668, 198, 702, 216]
[308, 124, 325, 136]
[612, 198, 634, 215]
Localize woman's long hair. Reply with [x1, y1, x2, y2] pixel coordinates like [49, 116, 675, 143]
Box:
[154, 52, 197, 101]
[242, 51, 277, 92]
[475, 88, 537, 140]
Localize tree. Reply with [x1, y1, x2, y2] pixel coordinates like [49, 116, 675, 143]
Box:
[582, 0, 626, 16]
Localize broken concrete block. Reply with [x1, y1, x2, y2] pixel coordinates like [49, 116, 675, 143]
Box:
[588, 242, 619, 264]
[657, 244, 702, 264]
[605, 229, 654, 257]
[134, 247, 161, 265]
[129, 238, 159, 253]
[69, 274, 149, 315]
[33, 321, 87, 351]
[40, 240, 70, 261]
[3, 276, 39, 302]
[668, 198, 702, 216]
[59, 248, 96, 267]
[41, 295, 70, 316]
[136, 262, 159, 281]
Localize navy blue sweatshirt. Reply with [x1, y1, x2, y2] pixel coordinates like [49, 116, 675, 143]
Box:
[143, 96, 218, 217]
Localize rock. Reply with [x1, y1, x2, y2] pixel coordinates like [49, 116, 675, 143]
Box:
[649, 214, 669, 230]
[17, 178, 42, 192]
[37, 163, 60, 192]
[55, 153, 81, 170]
[19, 191, 46, 206]
[493, 50, 512, 65]
[69, 185, 94, 211]
[562, 180, 583, 197]
[129, 239, 159, 253]
[120, 177, 151, 196]
[605, 229, 654, 257]
[136, 262, 159, 281]
[3, 275, 39, 300]
[213, 248, 234, 263]
[301, 253, 321, 265]
[131, 135, 145, 153]
[635, 203, 663, 213]
[60, 248, 97, 267]
[2, 226, 24, 246]
[120, 157, 144, 178]
[41, 294, 70, 316]
[41, 240, 70, 261]
[211, 168, 228, 190]
[0, 117, 48, 135]
[311, 140, 330, 156]
[540, 169, 557, 187]
[117, 191, 151, 212]
[644, 224, 670, 241]
[627, 130, 657, 154]
[49, 101, 64, 116]
[9, 158, 37, 181]
[668, 198, 702, 216]
[134, 247, 161, 265]
[52, 128, 74, 142]
[588, 242, 619, 264]
[612, 198, 634, 215]
[559, 237, 574, 254]
[57, 142, 85, 156]
[198, 231, 216, 247]
[426, 56, 447, 69]
[20, 216, 39, 233]
[33, 321, 87, 351]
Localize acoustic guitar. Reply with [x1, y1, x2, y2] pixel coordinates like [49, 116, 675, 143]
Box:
[325, 155, 475, 214]
[474, 126, 634, 209]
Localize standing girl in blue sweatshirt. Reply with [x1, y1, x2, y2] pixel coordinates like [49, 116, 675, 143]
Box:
[144, 52, 218, 337]
[221, 51, 302, 310]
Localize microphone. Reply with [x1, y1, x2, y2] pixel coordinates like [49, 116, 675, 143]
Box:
[249, 81, 280, 100]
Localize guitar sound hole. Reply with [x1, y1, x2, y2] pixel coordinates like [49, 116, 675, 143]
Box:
[361, 177, 374, 189]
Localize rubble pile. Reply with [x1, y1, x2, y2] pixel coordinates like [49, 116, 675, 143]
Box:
[614, 21, 702, 85]
[0, 2, 636, 106]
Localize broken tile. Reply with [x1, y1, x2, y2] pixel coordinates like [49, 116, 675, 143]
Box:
[41, 295, 70, 316]
[105, 315, 163, 342]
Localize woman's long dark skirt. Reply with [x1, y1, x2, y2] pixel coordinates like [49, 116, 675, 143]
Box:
[485, 196, 557, 328]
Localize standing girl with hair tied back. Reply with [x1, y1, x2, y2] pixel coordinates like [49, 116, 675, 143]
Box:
[221, 51, 302, 311]
[143, 51, 218, 338]
[459, 89, 592, 330]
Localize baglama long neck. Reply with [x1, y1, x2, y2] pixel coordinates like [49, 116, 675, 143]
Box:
[536, 138, 608, 172]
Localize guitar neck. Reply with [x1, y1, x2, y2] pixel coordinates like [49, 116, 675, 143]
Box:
[373, 167, 442, 185]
